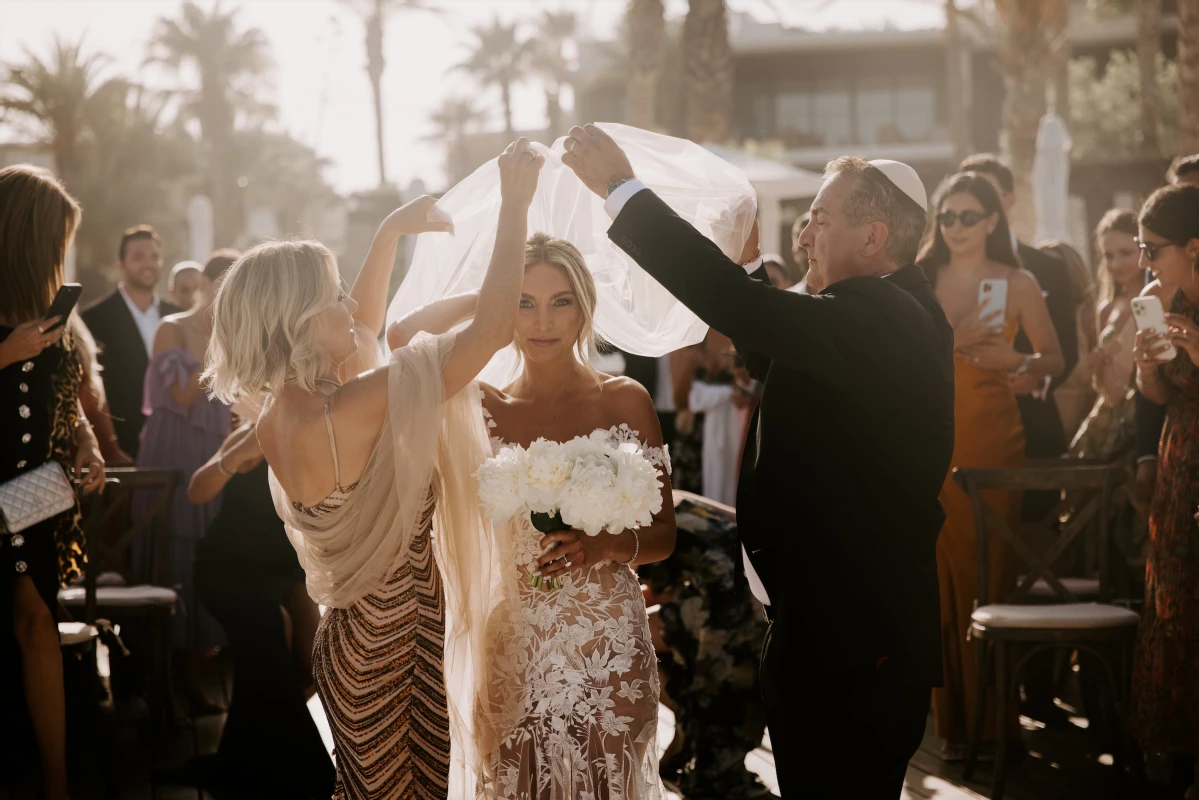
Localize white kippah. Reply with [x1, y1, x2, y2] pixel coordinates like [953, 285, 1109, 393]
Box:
[867, 159, 927, 211]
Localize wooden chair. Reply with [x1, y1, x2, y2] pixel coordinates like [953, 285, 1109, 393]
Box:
[953, 463, 1139, 800]
[58, 467, 181, 739]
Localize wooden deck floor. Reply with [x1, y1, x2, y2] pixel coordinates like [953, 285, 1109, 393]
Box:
[3, 647, 1186, 799]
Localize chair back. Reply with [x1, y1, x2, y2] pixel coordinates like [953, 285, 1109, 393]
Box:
[80, 467, 180, 586]
[952, 462, 1124, 606]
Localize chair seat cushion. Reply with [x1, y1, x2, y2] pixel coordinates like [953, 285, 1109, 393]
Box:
[972, 602, 1139, 630]
[58, 585, 177, 607]
[1018, 576, 1101, 599]
[58, 622, 99, 647]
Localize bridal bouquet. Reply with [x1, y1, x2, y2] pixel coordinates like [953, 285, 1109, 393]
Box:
[474, 429, 665, 587]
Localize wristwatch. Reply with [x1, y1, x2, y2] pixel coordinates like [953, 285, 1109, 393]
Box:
[1012, 355, 1033, 376]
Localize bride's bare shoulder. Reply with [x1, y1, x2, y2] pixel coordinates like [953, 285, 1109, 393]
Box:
[600, 374, 659, 435]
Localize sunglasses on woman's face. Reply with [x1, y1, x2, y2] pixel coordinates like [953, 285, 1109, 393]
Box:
[1135, 238, 1181, 262]
[937, 210, 988, 229]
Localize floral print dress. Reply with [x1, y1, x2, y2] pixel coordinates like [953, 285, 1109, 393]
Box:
[476, 405, 668, 800]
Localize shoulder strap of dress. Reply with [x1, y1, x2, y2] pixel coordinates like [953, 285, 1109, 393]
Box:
[323, 396, 343, 491]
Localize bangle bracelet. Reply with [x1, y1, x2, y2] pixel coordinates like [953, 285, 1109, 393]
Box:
[619, 530, 640, 566]
[217, 457, 234, 477]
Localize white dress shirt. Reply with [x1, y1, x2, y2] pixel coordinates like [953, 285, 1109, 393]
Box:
[606, 177, 773, 605]
[118, 284, 162, 356]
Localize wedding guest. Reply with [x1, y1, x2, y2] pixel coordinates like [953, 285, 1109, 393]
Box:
[565, 124, 955, 798]
[135, 251, 238, 663]
[1130, 185, 1199, 792]
[959, 155, 1079, 518]
[688, 346, 740, 506]
[168, 260, 204, 311]
[1068, 212, 1140, 468]
[636, 491, 769, 798]
[182, 421, 334, 798]
[205, 140, 538, 797]
[82, 224, 180, 458]
[669, 342, 706, 495]
[0, 165, 106, 800]
[762, 253, 795, 290]
[1166, 154, 1199, 188]
[918, 171, 1063, 760]
[74, 318, 133, 466]
[1041, 241, 1098, 439]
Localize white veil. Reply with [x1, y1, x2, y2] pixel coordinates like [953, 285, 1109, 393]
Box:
[385, 123, 758, 385]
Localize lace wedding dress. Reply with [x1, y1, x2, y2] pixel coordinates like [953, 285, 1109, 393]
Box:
[476, 405, 669, 800]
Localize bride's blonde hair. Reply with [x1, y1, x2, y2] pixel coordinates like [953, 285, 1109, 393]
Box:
[204, 240, 341, 403]
[520, 233, 601, 384]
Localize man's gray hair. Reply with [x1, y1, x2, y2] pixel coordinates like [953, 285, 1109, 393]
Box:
[823, 156, 927, 267]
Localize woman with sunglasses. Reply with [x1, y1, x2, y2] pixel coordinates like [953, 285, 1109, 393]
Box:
[916, 171, 1063, 762]
[1129, 184, 1199, 795]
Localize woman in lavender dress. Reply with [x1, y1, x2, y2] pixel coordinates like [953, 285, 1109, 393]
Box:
[135, 251, 237, 664]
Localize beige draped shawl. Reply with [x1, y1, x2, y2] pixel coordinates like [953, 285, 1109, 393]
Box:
[269, 330, 502, 793]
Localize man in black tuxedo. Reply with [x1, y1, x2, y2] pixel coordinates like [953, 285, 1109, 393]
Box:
[82, 225, 179, 459]
[958, 157, 1079, 496]
[564, 124, 955, 799]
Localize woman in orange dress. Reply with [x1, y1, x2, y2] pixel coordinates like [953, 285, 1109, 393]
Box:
[916, 172, 1064, 760]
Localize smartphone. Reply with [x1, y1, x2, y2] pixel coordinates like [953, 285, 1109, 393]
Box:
[978, 279, 1008, 329]
[1131, 295, 1178, 362]
[43, 283, 83, 333]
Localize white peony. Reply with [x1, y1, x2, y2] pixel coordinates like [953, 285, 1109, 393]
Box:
[524, 438, 574, 513]
[474, 443, 528, 522]
[557, 449, 619, 535]
[607, 446, 664, 532]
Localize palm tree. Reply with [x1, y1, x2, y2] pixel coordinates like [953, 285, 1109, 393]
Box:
[457, 17, 527, 136]
[529, 10, 576, 137]
[0, 36, 126, 192]
[683, 0, 732, 145]
[147, 0, 272, 247]
[1179, 0, 1199, 152]
[944, 0, 970, 161]
[343, 0, 440, 188]
[994, 0, 1070, 241]
[425, 96, 486, 185]
[625, 0, 665, 130]
[1138, 0, 1163, 154]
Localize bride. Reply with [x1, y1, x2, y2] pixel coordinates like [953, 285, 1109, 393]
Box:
[389, 233, 676, 798]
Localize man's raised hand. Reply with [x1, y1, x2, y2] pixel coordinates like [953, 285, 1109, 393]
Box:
[561, 124, 635, 199]
[499, 137, 545, 209]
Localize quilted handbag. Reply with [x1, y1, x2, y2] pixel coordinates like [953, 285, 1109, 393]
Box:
[0, 461, 75, 533]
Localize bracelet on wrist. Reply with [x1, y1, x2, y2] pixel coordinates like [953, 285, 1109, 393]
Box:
[619, 530, 640, 566]
[217, 456, 235, 477]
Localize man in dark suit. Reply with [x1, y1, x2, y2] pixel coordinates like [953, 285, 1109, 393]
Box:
[82, 225, 179, 459]
[564, 124, 955, 799]
[958, 157, 1079, 485]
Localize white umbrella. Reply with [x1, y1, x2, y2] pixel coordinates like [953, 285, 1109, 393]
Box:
[1033, 112, 1073, 245]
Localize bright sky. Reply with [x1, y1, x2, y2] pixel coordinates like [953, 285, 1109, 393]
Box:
[0, 0, 943, 195]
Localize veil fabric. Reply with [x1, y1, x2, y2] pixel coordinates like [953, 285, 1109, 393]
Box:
[386, 123, 758, 385]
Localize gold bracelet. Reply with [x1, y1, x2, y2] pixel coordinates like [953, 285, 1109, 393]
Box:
[618, 530, 640, 566]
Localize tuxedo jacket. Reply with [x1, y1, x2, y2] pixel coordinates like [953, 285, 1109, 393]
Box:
[610, 189, 955, 684]
[82, 290, 180, 458]
[1013, 243, 1079, 458]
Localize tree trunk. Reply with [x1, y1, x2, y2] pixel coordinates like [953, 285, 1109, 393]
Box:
[683, 0, 733, 144]
[995, 0, 1068, 242]
[366, 2, 388, 187]
[545, 87, 562, 138]
[1178, 0, 1199, 153]
[625, 0, 664, 130]
[502, 81, 514, 135]
[1140, 0, 1162, 155]
[945, 0, 970, 161]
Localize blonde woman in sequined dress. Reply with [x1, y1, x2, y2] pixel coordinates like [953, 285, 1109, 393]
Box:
[205, 140, 544, 799]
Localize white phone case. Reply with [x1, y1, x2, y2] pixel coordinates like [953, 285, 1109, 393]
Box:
[978, 279, 1008, 329]
[1131, 295, 1178, 361]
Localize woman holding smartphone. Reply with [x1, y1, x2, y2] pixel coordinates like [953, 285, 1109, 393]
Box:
[0, 164, 106, 800]
[1130, 184, 1199, 796]
[916, 171, 1063, 762]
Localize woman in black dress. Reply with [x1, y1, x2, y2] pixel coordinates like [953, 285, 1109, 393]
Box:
[0, 165, 106, 799]
[187, 420, 334, 797]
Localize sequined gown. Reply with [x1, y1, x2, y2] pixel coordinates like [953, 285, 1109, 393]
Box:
[477, 402, 667, 800]
[299, 401, 450, 800]
[1131, 290, 1199, 752]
